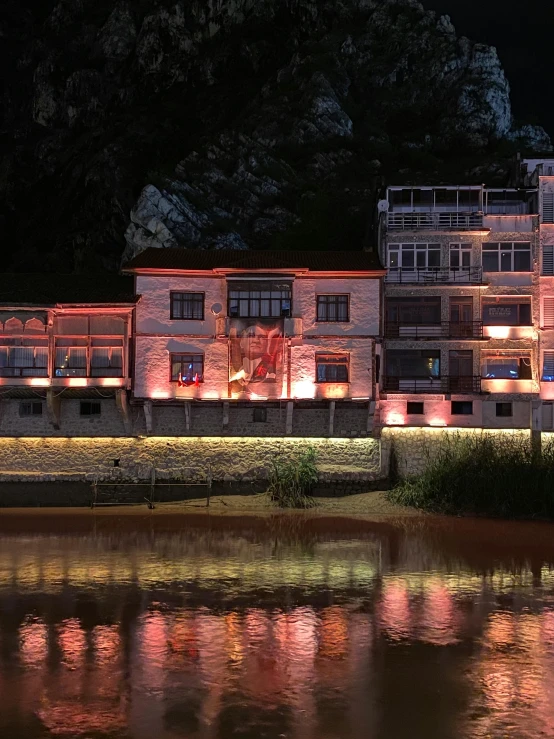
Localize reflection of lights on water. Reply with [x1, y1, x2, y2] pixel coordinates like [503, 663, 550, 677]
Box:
[57, 618, 86, 670]
[19, 617, 48, 668]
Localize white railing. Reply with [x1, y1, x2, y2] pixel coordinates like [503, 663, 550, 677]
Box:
[387, 212, 484, 231]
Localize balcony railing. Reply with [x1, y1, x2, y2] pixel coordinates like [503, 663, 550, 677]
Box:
[382, 376, 482, 394]
[385, 322, 484, 339]
[387, 212, 484, 231]
[385, 267, 483, 284]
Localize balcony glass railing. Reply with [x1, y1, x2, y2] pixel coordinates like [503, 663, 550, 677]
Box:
[385, 267, 483, 284]
[385, 322, 484, 339]
[382, 376, 482, 394]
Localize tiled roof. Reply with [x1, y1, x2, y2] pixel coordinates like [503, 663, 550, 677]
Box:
[0, 274, 136, 306]
[123, 248, 384, 272]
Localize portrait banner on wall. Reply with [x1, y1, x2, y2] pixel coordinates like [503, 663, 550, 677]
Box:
[229, 318, 284, 398]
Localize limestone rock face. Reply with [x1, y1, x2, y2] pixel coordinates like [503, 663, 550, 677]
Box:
[1, 0, 551, 271]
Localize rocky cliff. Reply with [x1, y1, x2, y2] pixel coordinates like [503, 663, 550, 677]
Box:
[1, 0, 551, 272]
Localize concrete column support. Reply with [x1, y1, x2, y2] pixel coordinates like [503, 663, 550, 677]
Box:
[328, 401, 335, 437]
[115, 389, 132, 435]
[367, 400, 376, 433]
[184, 401, 191, 431]
[143, 401, 153, 435]
[285, 401, 293, 435]
[46, 389, 61, 430]
[222, 401, 229, 429]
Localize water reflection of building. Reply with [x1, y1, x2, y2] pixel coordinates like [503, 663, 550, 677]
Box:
[2, 532, 554, 738]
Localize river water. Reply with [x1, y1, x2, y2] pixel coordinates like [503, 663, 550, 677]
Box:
[1, 511, 554, 739]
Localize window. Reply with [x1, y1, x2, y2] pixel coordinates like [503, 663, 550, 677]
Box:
[386, 350, 440, 378]
[450, 297, 473, 323]
[543, 245, 554, 276]
[544, 298, 554, 328]
[316, 354, 349, 383]
[482, 242, 531, 272]
[90, 341, 123, 377]
[407, 402, 424, 415]
[19, 401, 42, 417]
[386, 297, 441, 325]
[80, 401, 101, 416]
[253, 408, 267, 423]
[451, 401, 473, 415]
[543, 351, 554, 381]
[481, 354, 532, 380]
[449, 243, 472, 269]
[317, 295, 349, 322]
[496, 402, 513, 417]
[388, 243, 441, 270]
[228, 282, 291, 318]
[55, 341, 87, 377]
[449, 350, 473, 377]
[170, 354, 204, 383]
[0, 340, 48, 377]
[543, 192, 554, 224]
[170, 292, 204, 320]
[482, 300, 532, 326]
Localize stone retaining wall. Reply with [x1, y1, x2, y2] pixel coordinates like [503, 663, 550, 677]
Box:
[0, 436, 382, 484]
[381, 427, 533, 477]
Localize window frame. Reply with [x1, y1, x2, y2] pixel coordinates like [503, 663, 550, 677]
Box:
[316, 294, 350, 323]
[170, 292, 205, 321]
[482, 299, 532, 326]
[0, 340, 49, 378]
[252, 407, 267, 423]
[449, 243, 472, 269]
[170, 353, 205, 383]
[542, 351, 554, 381]
[19, 401, 43, 417]
[227, 282, 292, 319]
[315, 353, 350, 384]
[481, 242, 532, 273]
[451, 401, 473, 416]
[387, 243, 441, 270]
[406, 401, 424, 415]
[496, 402, 513, 417]
[481, 353, 533, 380]
[80, 401, 101, 417]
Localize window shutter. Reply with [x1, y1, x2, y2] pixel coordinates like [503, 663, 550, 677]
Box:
[543, 245, 554, 275]
[544, 298, 554, 328]
[543, 351, 554, 380]
[543, 192, 554, 223]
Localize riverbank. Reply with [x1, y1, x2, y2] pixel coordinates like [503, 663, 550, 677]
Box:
[0, 491, 421, 518]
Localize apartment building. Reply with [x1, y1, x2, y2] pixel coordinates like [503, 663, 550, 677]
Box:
[521, 158, 554, 431]
[123, 249, 384, 437]
[378, 183, 543, 429]
[0, 274, 135, 436]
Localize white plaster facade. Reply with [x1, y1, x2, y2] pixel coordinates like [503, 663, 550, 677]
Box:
[127, 252, 383, 438]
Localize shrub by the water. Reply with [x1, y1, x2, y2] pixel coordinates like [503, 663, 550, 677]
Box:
[267, 447, 318, 508]
[386, 434, 554, 519]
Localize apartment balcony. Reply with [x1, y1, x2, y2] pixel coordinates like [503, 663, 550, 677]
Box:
[385, 322, 484, 340]
[387, 212, 484, 231]
[385, 267, 483, 284]
[382, 376, 482, 394]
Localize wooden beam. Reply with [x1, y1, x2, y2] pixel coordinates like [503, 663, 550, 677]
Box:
[115, 389, 132, 435]
[46, 389, 61, 430]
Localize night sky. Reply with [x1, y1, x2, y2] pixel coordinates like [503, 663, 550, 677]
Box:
[424, 0, 554, 139]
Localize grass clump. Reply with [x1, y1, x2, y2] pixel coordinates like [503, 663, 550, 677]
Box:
[267, 447, 318, 508]
[386, 434, 554, 519]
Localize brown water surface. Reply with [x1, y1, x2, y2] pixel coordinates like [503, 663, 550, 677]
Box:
[1, 511, 554, 738]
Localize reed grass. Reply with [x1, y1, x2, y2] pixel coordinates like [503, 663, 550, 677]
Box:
[267, 447, 318, 508]
[386, 433, 554, 519]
